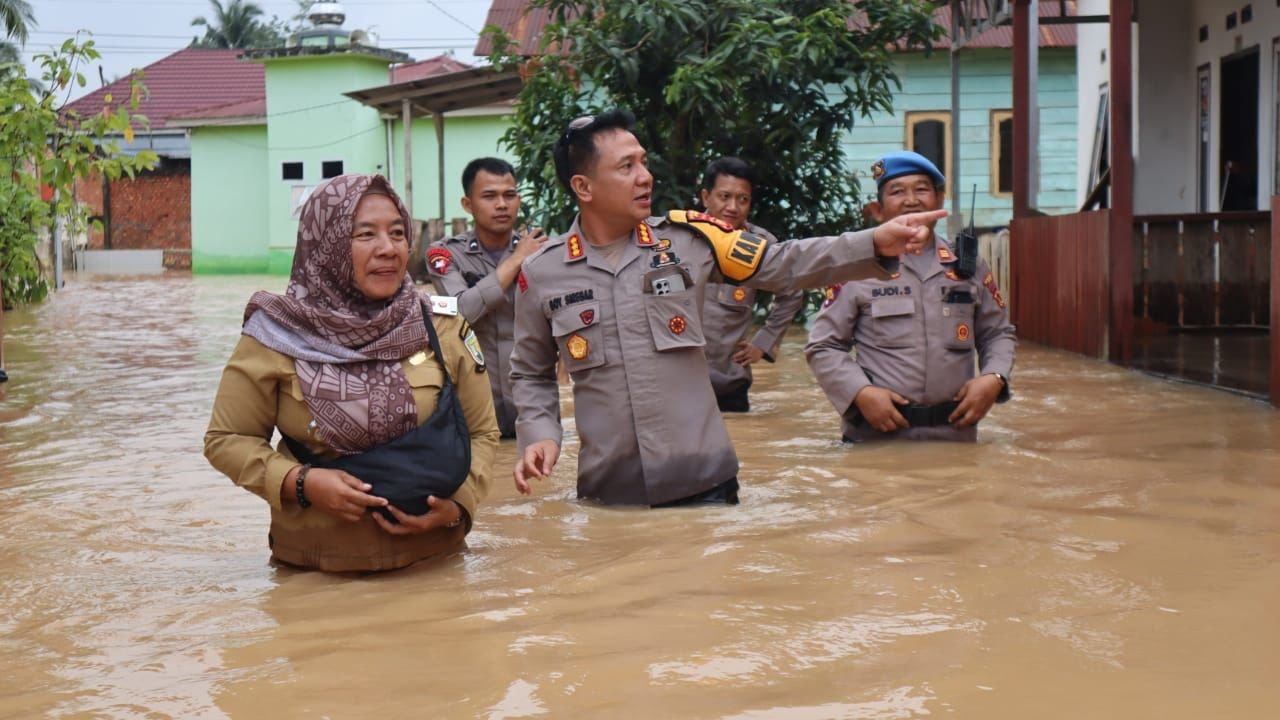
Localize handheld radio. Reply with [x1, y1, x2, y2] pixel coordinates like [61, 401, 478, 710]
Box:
[953, 184, 979, 279]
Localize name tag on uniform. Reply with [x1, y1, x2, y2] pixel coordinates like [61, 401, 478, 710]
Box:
[429, 295, 459, 316]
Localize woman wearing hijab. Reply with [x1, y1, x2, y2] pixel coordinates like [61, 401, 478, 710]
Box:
[205, 174, 499, 572]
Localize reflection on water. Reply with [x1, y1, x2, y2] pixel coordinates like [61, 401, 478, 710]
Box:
[1, 274, 1279, 719]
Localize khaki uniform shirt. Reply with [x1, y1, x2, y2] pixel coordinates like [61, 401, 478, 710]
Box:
[510, 214, 892, 506]
[702, 224, 806, 397]
[427, 230, 520, 437]
[204, 307, 500, 572]
[804, 238, 1016, 442]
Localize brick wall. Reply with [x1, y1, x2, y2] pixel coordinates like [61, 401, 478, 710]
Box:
[74, 159, 191, 251]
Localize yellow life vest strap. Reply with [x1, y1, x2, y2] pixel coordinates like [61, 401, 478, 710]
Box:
[665, 210, 768, 283]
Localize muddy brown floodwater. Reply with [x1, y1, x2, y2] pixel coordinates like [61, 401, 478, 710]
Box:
[1, 274, 1278, 719]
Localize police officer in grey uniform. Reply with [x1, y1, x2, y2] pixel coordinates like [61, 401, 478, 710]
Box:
[697, 157, 806, 413]
[509, 111, 947, 507]
[805, 151, 1016, 442]
[426, 158, 547, 438]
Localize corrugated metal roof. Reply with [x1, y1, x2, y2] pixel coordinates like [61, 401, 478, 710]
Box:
[474, 1, 1076, 57]
[168, 97, 267, 125]
[64, 48, 265, 130]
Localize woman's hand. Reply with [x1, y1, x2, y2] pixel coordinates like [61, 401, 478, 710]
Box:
[371, 495, 463, 535]
[290, 467, 389, 522]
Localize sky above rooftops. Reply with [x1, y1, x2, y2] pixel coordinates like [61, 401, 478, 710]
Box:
[20, 0, 492, 102]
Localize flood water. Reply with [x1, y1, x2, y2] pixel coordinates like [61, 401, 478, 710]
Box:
[1, 274, 1278, 719]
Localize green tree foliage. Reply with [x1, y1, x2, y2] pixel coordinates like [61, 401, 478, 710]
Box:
[484, 0, 940, 240]
[0, 0, 35, 45]
[190, 0, 283, 49]
[0, 38, 158, 307]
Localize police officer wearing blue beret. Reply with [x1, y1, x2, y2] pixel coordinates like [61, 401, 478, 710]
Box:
[804, 151, 1016, 442]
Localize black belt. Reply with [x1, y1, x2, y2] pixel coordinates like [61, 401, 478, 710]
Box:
[897, 401, 959, 427]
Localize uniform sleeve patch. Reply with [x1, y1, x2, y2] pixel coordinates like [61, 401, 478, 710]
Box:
[461, 325, 485, 369]
[517, 269, 529, 293]
[983, 272, 1006, 309]
[426, 247, 453, 275]
[822, 284, 841, 308]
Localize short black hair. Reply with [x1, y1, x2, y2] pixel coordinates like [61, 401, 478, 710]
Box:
[462, 157, 516, 196]
[700, 156, 755, 193]
[553, 109, 637, 196]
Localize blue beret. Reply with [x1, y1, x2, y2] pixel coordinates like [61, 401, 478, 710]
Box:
[872, 151, 945, 189]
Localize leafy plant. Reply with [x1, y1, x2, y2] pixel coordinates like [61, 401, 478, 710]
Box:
[484, 0, 940, 241]
[190, 0, 283, 49]
[0, 36, 158, 307]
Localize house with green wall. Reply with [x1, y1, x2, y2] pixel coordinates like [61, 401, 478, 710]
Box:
[169, 38, 514, 274]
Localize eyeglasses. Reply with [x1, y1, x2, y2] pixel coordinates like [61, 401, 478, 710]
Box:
[560, 114, 597, 145]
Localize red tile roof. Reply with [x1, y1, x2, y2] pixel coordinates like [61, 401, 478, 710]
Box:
[64, 48, 265, 130]
[475, 1, 1076, 57]
[168, 97, 267, 125]
[391, 53, 473, 83]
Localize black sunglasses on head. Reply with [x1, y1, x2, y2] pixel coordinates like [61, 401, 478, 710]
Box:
[560, 114, 597, 145]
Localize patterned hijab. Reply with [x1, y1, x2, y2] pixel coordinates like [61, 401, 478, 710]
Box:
[242, 174, 428, 454]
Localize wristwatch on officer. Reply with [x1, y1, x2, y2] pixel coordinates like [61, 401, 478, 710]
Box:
[987, 372, 1011, 403]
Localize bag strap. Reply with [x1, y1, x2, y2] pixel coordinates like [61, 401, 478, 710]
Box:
[421, 306, 453, 385]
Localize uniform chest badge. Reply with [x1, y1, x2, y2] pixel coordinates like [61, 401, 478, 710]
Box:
[566, 333, 590, 360]
[408, 351, 428, 366]
[579, 308, 595, 325]
[733, 287, 747, 302]
[945, 270, 962, 281]
[652, 237, 672, 252]
[956, 323, 970, 342]
[668, 315, 687, 335]
[430, 295, 459, 316]
[822, 284, 841, 308]
[426, 247, 453, 275]
[650, 250, 680, 269]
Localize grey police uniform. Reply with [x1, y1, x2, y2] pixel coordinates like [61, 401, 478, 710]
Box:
[426, 230, 520, 437]
[804, 238, 1016, 442]
[702, 222, 806, 411]
[509, 212, 894, 506]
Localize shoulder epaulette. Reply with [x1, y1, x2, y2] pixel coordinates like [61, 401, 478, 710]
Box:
[667, 209, 768, 283]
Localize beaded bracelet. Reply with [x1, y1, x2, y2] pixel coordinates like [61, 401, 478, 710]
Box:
[295, 464, 313, 509]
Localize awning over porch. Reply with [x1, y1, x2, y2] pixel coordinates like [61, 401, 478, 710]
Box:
[345, 66, 523, 270]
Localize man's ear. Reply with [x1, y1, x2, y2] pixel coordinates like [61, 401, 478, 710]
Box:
[698, 188, 711, 207]
[864, 200, 884, 224]
[460, 195, 474, 215]
[570, 174, 591, 204]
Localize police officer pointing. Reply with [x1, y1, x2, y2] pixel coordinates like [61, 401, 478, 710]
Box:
[509, 111, 947, 506]
[805, 151, 1016, 442]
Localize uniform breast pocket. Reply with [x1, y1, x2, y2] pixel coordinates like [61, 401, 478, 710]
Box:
[714, 283, 754, 310]
[644, 288, 705, 352]
[942, 301, 977, 351]
[869, 296, 917, 348]
[551, 301, 606, 372]
[403, 357, 445, 395]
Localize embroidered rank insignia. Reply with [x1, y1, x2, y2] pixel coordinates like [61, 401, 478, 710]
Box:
[983, 272, 1006, 309]
[567, 333, 589, 360]
[650, 250, 680, 269]
[517, 270, 528, 293]
[733, 287, 747, 302]
[667, 210, 767, 283]
[945, 270, 962, 281]
[636, 223, 655, 246]
[652, 237, 672, 252]
[579, 308, 595, 325]
[463, 327, 485, 368]
[566, 234, 585, 261]
[668, 315, 687, 335]
[937, 245, 953, 262]
[426, 247, 453, 275]
[822, 284, 840, 308]
[956, 323, 970, 342]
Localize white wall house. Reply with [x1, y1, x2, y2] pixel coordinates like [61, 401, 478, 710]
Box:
[1076, 0, 1279, 214]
